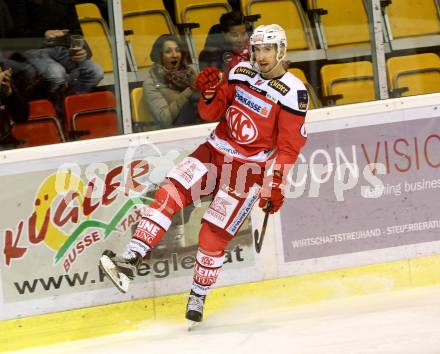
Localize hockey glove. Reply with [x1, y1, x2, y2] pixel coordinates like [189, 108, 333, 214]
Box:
[195, 67, 224, 100]
[259, 171, 284, 214]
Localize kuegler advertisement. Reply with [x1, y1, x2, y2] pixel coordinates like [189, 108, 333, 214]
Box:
[281, 115, 440, 262]
[0, 138, 256, 319]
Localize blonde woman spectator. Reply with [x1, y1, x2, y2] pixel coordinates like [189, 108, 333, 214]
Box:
[143, 34, 201, 129]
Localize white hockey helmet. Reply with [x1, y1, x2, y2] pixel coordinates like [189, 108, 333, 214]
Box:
[249, 24, 287, 68]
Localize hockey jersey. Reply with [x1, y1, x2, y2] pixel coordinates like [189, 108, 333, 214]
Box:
[198, 61, 308, 169]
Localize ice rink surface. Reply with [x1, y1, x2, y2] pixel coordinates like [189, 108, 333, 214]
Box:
[9, 285, 440, 354]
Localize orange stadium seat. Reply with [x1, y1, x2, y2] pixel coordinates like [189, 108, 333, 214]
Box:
[320, 61, 375, 105]
[130, 87, 159, 131]
[29, 99, 58, 120]
[76, 3, 114, 73]
[175, 0, 232, 61]
[122, 0, 176, 69]
[384, 0, 440, 50]
[307, 0, 371, 59]
[64, 92, 119, 140]
[12, 100, 65, 147]
[387, 53, 440, 97]
[242, 0, 316, 52]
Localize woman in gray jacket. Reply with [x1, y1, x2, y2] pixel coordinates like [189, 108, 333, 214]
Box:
[143, 34, 201, 129]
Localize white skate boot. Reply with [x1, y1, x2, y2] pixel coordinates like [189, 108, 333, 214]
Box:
[99, 249, 141, 293]
[186, 290, 206, 329]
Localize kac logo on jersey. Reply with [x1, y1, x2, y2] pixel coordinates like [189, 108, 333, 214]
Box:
[235, 86, 272, 118]
[226, 106, 258, 144]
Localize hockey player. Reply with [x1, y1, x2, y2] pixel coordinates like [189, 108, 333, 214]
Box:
[99, 24, 308, 325]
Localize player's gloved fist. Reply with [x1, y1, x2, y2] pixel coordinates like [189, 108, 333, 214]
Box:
[259, 171, 284, 214]
[196, 67, 224, 100]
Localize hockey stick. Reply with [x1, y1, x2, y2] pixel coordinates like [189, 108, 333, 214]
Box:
[254, 201, 272, 253]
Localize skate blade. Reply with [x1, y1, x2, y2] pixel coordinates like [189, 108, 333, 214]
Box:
[99, 255, 130, 293]
[187, 320, 201, 331]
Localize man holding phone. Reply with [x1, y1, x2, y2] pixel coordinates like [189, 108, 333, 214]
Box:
[7, 0, 103, 100]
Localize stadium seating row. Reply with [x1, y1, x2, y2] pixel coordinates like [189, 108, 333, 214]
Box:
[129, 67, 317, 127]
[17, 1, 437, 147]
[320, 53, 440, 105]
[12, 51, 440, 147]
[76, 0, 440, 71]
[130, 52, 440, 124]
[13, 92, 118, 147]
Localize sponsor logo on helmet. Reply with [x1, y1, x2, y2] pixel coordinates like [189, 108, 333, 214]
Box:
[252, 34, 264, 43]
[234, 66, 258, 78]
[268, 79, 290, 96]
[226, 106, 258, 144]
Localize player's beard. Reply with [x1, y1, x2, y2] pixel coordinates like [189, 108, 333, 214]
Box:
[259, 61, 282, 78]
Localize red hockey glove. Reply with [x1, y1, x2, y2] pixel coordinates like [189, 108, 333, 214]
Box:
[259, 171, 284, 214]
[195, 67, 224, 100]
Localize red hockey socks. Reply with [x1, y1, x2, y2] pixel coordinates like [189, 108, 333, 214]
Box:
[191, 249, 225, 296]
[128, 182, 188, 257]
[128, 207, 171, 257]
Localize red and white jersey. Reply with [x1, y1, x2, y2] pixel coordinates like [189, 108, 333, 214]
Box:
[198, 61, 308, 169]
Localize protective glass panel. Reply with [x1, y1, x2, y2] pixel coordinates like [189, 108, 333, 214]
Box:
[0, 0, 122, 150]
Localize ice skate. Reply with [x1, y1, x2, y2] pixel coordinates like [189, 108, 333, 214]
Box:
[186, 290, 206, 330]
[99, 249, 141, 293]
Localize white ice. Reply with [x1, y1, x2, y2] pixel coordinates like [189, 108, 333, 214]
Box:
[9, 285, 440, 354]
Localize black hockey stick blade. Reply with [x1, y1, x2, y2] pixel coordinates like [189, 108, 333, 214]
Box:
[254, 202, 272, 253]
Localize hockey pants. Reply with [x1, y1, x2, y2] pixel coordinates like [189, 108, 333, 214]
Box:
[129, 142, 265, 295]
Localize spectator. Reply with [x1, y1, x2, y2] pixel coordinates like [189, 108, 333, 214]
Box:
[199, 11, 250, 73]
[0, 51, 41, 100]
[7, 0, 103, 102]
[0, 66, 29, 149]
[143, 34, 201, 129]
